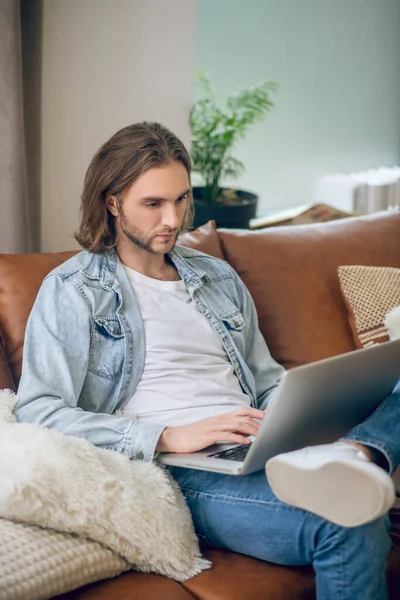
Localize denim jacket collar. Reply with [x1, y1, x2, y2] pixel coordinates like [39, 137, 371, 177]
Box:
[169, 247, 208, 290]
[80, 246, 208, 292]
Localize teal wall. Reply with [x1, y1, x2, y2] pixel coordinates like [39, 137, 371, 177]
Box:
[195, 0, 400, 212]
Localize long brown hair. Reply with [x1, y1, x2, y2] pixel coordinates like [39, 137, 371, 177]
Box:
[74, 122, 193, 253]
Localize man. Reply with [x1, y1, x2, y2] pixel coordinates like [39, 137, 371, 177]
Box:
[17, 122, 399, 600]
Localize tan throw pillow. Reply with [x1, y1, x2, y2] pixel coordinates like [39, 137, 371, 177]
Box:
[338, 265, 400, 348]
[178, 220, 225, 259]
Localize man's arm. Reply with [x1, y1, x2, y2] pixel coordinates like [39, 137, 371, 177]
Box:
[16, 275, 165, 461]
[231, 267, 285, 410]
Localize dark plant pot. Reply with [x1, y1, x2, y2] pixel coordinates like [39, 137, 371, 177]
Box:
[192, 187, 258, 229]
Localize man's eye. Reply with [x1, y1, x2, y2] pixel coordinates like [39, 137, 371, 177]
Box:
[146, 202, 160, 208]
[177, 195, 188, 203]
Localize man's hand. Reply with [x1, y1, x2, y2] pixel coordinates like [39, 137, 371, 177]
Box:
[156, 407, 265, 454]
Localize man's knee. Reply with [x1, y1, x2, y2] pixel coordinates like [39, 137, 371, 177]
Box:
[318, 514, 392, 558]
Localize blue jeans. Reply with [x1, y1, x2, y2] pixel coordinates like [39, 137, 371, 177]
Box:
[169, 383, 400, 600]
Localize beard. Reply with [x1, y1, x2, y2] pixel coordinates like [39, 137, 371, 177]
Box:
[118, 208, 181, 255]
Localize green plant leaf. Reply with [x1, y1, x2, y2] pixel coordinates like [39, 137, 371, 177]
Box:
[189, 74, 278, 203]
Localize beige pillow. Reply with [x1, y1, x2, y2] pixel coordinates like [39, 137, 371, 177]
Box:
[338, 265, 400, 348]
[0, 518, 129, 600]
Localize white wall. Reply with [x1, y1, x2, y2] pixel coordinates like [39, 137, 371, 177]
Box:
[196, 0, 400, 213]
[41, 0, 196, 251]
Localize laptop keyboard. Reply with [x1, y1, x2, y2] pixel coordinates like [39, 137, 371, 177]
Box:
[207, 444, 252, 462]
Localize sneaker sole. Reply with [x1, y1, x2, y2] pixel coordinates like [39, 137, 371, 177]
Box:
[266, 455, 395, 528]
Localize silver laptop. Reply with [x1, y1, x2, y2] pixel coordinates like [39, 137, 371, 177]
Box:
[158, 339, 400, 475]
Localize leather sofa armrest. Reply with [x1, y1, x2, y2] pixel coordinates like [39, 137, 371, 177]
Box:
[0, 340, 16, 391]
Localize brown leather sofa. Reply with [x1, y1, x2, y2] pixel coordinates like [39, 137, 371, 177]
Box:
[1, 210, 400, 600]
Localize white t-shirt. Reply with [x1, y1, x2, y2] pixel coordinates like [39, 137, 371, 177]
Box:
[123, 265, 251, 427]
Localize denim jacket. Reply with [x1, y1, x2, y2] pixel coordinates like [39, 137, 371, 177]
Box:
[16, 246, 285, 461]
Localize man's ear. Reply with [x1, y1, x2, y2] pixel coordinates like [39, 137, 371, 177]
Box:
[106, 195, 120, 217]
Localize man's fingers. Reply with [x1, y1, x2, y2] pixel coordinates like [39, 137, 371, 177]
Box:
[224, 417, 260, 435]
[214, 433, 251, 446]
[235, 418, 259, 435]
[236, 407, 265, 419]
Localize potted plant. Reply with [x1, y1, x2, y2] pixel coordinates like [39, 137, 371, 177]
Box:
[189, 73, 278, 229]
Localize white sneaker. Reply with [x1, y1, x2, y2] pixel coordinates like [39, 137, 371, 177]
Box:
[266, 442, 396, 527]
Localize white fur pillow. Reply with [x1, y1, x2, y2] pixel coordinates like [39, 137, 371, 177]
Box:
[0, 390, 209, 599]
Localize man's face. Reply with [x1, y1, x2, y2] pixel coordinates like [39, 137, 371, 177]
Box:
[109, 161, 191, 255]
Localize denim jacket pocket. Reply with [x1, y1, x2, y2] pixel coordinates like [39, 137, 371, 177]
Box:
[220, 311, 245, 331]
[89, 316, 125, 380]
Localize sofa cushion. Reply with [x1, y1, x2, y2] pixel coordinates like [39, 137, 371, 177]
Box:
[182, 548, 315, 600]
[57, 539, 400, 600]
[338, 265, 400, 348]
[218, 211, 400, 369]
[56, 571, 196, 600]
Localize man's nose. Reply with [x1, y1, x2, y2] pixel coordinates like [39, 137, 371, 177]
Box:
[161, 205, 180, 230]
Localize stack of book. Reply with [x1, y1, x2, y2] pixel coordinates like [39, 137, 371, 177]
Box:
[315, 167, 400, 215]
